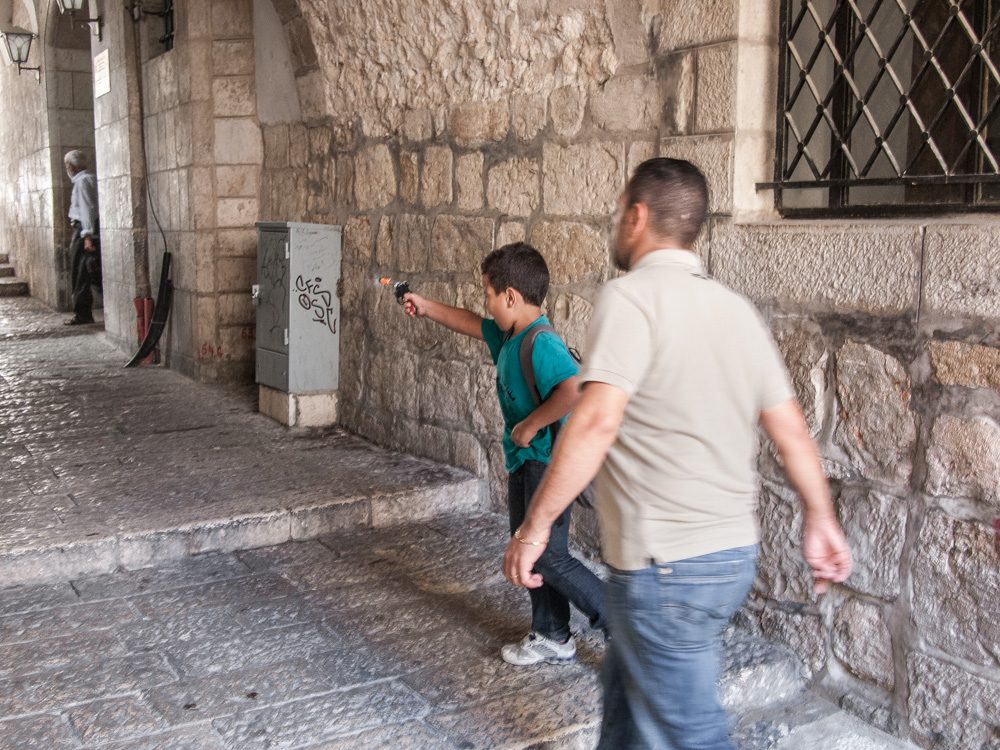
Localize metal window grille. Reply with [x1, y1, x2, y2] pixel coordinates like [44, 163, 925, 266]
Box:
[160, 0, 175, 52]
[763, 0, 1000, 215]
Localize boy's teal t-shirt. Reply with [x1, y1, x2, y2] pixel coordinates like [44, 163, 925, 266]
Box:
[481, 315, 579, 473]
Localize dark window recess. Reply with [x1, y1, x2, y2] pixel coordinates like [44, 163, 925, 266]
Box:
[761, 0, 1000, 215]
[160, 0, 174, 52]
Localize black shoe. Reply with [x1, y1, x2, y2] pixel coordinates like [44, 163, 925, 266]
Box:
[64, 316, 95, 326]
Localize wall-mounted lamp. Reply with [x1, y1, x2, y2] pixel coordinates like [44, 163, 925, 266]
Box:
[1, 30, 40, 82]
[55, 0, 103, 42]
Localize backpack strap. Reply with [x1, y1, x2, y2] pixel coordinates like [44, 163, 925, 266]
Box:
[518, 324, 559, 407]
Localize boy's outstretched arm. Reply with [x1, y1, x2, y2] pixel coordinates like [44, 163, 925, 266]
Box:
[402, 292, 484, 340]
[511, 376, 581, 447]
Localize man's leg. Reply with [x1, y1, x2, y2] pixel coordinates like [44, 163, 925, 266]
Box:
[600, 546, 758, 750]
[69, 230, 94, 323]
[597, 570, 643, 750]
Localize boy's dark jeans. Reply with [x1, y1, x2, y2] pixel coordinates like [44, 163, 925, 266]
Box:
[508, 460, 607, 642]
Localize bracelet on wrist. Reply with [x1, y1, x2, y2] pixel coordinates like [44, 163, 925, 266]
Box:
[514, 529, 548, 547]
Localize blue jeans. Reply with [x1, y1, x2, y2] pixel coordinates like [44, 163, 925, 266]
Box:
[597, 545, 758, 750]
[508, 460, 607, 642]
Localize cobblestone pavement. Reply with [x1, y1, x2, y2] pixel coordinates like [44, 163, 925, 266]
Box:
[0, 297, 478, 586]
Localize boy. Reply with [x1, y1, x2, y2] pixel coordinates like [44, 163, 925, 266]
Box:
[401, 242, 607, 665]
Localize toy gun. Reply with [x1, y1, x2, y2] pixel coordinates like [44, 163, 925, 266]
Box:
[378, 277, 411, 304]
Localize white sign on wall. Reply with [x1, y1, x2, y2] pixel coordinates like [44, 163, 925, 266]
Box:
[93, 50, 110, 99]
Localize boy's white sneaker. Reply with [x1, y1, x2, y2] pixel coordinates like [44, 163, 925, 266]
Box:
[501, 632, 576, 666]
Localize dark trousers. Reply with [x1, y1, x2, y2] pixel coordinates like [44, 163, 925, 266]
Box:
[507, 460, 608, 642]
[69, 225, 101, 321]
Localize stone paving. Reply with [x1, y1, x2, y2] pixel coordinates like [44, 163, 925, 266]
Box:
[0, 297, 479, 586]
[0, 296, 918, 748]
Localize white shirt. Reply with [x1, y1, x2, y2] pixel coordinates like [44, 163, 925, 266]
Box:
[68, 170, 99, 238]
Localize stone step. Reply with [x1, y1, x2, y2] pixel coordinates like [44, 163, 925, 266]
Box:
[0, 473, 483, 588]
[0, 277, 29, 297]
[0, 265, 14, 278]
[720, 628, 808, 713]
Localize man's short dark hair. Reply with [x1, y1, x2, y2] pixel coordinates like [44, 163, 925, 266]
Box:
[480, 242, 549, 306]
[625, 158, 708, 248]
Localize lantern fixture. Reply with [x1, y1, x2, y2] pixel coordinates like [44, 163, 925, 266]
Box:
[55, 0, 102, 42]
[1, 29, 40, 82]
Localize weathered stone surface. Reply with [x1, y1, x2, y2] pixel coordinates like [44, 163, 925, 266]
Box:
[376, 215, 394, 267]
[755, 487, 814, 604]
[773, 712, 914, 750]
[396, 214, 431, 273]
[660, 134, 733, 214]
[711, 225, 921, 314]
[311, 721, 452, 749]
[833, 341, 916, 485]
[773, 319, 828, 435]
[755, 606, 827, 675]
[591, 74, 661, 132]
[67, 696, 164, 745]
[929, 339, 1000, 390]
[0, 713, 79, 749]
[912, 511, 1000, 665]
[908, 652, 1000, 749]
[399, 150, 419, 205]
[343, 216, 372, 266]
[496, 221, 526, 247]
[431, 216, 493, 274]
[627, 141, 657, 179]
[551, 292, 594, 354]
[212, 77, 255, 117]
[925, 415, 1000, 504]
[543, 142, 624, 216]
[214, 118, 263, 165]
[924, 225, 1000, 322]
[607, 0, 649, 66]
[832, 598, 894, 688]
[696, 43, 736, 132]
[660, 50, 696, 136]
[420, 146, 453, 207]
[487, 158, 540, 217]
[530, 221, 607, 285]
[549, 86, 586, 137]
[455, 153, 485, 211]
[837, 489, 907, 599]
[402, 109, 432, 142]
[655, 0, 737, 51]
[353, 144, 396, 210]
[419, 360, 473, 424]
[448, 100, 509, 146]
[511, 93, 547, 141]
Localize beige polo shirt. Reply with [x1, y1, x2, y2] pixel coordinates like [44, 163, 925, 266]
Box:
[581, 249, 794, 570]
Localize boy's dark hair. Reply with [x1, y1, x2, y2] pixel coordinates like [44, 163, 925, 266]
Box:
[480, 242, 550, 306]
[625, 158, 708, 248]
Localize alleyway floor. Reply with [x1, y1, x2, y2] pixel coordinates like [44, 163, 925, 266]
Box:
[0, 297, 915, 749]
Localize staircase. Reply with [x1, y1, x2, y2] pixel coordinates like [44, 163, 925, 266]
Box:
[0, 252, 29, 297]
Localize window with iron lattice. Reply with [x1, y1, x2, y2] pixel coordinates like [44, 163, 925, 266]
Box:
[763, 0, 1000, 216]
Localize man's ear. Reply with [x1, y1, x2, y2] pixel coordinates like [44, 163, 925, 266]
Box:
[628, 202, 649, 240]
[505, 287, 519, 307]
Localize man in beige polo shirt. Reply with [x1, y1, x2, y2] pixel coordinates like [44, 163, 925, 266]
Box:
[503, 158, 852, 749]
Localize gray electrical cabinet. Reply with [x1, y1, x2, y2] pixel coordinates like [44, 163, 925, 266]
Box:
[253, 221, 342, 427]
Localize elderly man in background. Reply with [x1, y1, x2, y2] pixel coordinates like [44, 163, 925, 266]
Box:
[64, 150, 101, 325]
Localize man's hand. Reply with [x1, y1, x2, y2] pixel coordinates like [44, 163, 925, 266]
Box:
[503, 529, 547, 588]
[511, 418, 539, 448]
[802, 511, 852, 593]
[83, 236, 96, 252]
[402, 292, 428, 318]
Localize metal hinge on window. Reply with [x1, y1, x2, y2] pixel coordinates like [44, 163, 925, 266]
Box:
[284, 241, 290, 260]
[283, 329, 289, 346]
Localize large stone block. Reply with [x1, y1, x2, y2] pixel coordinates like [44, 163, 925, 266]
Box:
[755, 486, 814, 604]
[216, 165, 259, 198]
[419, 360, 473, 424]
[695, 43, 736, 133]
[353, 144, 396, 210]
[212, 77, 255, 117]
[924, 225, 1000, 323]
[925, 415, 1000, 505]
[448, 100, 509, 146]
[212, 40, 254, 76]
[511, 93, 547, 142]
[530, 221, 608, 285]
[396, 214, 431, 273]
[399, 150, 419, 205]
[402, 109, 432, 142]
[343, 216, 372, 266]
[655, 0, 737, 51]
[487, 158, 541, 217]
[659, 134, 733, 214]
[420, 146, 453, 207]
[591, 74, 661, 132]
[711, 224, 921, 314]
[455, 153, 484, 211]
[375, 216, 394, 268]
[912, 511, 1000, 665]
[607, 0, 649, 66]
[755, 606, 826, 675]
[837, 489, 906, 599]
[550, 292, 594, 354]
[214, 118, 263, 165]
[929, 340, 1000, 391]
[549, 86, 586, 137]
[543, 142, 624, 217]
[473, 363, 503, 434]
[832, 598, 893, 688]
[773, 319, 828, 435]
[908, 652, 1000, 749]
[263, 126, 290, 169]
[431, 216, 494, 274]
[833, 341, 916, 485]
